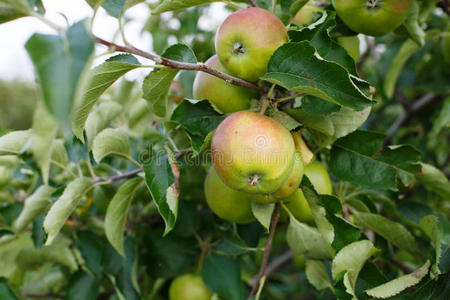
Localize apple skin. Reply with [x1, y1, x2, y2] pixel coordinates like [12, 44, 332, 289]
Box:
[284, 188, 314, 222]
[304, 161, 332, 195]
[247, 151, 304, 204]
[292, 1, 324, 25]
[215, 7, 288, 82]
[204, 166, 255, 224]
[169, 273, 212, 300]
[193, 55, 256, 113]
[337, 35, 360, 61]
[211, 111, 295, 194]
[332, 0, 412, 36]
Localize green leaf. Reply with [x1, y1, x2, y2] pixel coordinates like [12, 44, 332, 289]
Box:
[101, 0, 125, 17]
[43, 178, 91, 245]
[0, 277, 17, 300]
[301, 183, 334, 245]
[305, 259, 333, 291]
[142, 44, 196, 118]
[251, 201, 274, 231]
[270, 110, 301, 131]
[402, 0, 425, 46]
[30, 103, 58, 184]
[201, 253, 243, 300]
[73, 54, 140, 141]
[51, 139, 69, 166]
[286, 213, 334, 259]
[430, 97, 450, 135]
[353, 211, 419, 255]
[288, 11, 357, 75]
[171, 100, 224, 151]
[332, 240, 378, 295]
[105, 178, 142, 256]
[13, 185, 55, 233]
[92, 128, 132, 163]
[301, 96, 341, 115]
[383, 39, 419, 98]
[152, 0, 218, 14]
[288, 0, 309, 16]
[0, 130, 30, 155]
[0, 0, 42, 24]
[85, 101, 123, 148]
[284, 108, 335, 136]
[417, 163, 450, 199]
[85, 0, 105, 8]
[25, 20, 95, 123]
[262, 42, 373, 111]
[420, 215, 442, 277]
[329, 131, 422, 189]
[74, 231, 104, 277]
[66, 271, 99, 300]
[16, 236, 78, 270]
[143, 152, 179, 235]
[365, 260, 430, 299]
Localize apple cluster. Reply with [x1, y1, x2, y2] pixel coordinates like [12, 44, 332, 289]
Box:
[191, 7, 335, 225]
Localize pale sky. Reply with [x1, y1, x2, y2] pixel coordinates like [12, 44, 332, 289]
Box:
[0, 0, 228, 81]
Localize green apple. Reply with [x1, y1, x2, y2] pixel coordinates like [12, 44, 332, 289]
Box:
[247, 151, 304, 204]
[304, 161, 332, 195]
[292, 1, 324, 25]
[193, 55, 256, 113]
[215, 7, 288, 82]
[337, 35, 360, 61]
[332, 0, 412, 36]
[169, 273, 212, 300]
[211, 111, 296, 194]
[283, 188, 313, 222]
[204, 166, 255, 224]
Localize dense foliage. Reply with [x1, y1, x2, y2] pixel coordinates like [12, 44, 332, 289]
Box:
[0, 0, 449, 299]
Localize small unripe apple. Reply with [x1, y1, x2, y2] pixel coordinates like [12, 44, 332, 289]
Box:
[215, 7, 288, 82]
[247, 151, 304, 204]
[332, 0, 412, 36]
[169, 273, 212, 300]
[292, 1, 323, 25]
[304, 161, 332, 195]
[204, 166, 255, 224]
[211, 111, 295, 194]
[337, 35, 360, 61]
[193, 55, 256, 113]
[284, 188, 313, 222]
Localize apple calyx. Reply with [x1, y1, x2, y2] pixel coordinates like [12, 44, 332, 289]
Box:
[248, 174, 261, 186]
[366, 0, 381, 10]
[233, 42, 245, 55]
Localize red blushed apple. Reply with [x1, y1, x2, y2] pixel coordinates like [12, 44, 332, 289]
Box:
[215, 7, 288, 82]
[211, 111, 296, 194]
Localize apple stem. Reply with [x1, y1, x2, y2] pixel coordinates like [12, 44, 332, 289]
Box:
[247, 0, 258, 7]
[249, 202, 281, 298]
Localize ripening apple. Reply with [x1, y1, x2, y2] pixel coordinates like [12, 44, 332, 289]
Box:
[332, 0, 412, 36]
[193, 55, 257, 113]
[292, 1, 324, 25]
[204, 166, 255, 224]
[211, 111, 296, 194]
[247, 151, 304, 204]
[215, 7, 288, 82]
[337, 35, 360, 61]
[169, 273, 212, 300]
[304, 161, 332, 195]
